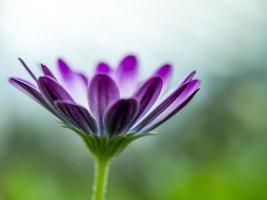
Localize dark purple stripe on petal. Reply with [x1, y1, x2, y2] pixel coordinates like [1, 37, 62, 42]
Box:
[133, 80, 200, 132]
[18, 58, 37, 81]
[55, 101, 98, 134]
[41, 64, 56, 79]
[104, 99, 138, 136]
[37, 76, 74, 105]
[88, 74, 120, 134]
[133, 77, 163, 122]
[143, 89, 200, 132]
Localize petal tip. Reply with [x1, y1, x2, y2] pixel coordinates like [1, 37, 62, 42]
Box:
[120, 54, 138, 70]
[154, 64, 173, 84]
[95, 62, 112, 74]
[18, 58, 37, 81]
[57, 58, 71, 70]
[8, 77, 17, 86]
[57, 58, 74, 80]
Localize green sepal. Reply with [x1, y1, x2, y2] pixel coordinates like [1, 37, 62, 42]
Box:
[60, 124, 155, 161]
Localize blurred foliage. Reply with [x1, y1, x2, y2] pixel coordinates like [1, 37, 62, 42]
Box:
[0, 67, 266, 200]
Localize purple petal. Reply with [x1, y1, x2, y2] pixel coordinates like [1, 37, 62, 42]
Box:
[104, 99, 138, 136]
[55, 101, 98, 134]
[58, 58, 89, 85]
[58, 58, 73, 81]
[133, 77, 163, 122]
[180, 71, 196, 85]
[154, 64, 173, 88]
[41, 64, 56, 79]
[57, 58, 89, 106]
[9, 77, 47, 106]
[9, 77, 67, 120]
[95, 62, 112, 75]
[133, 80, 200, 132]
[37, 76, 74, 105]
[76, 72, 89, 86]
[88, 74, 120, 134]
[117, 55, 138, 77]
[116, 55, 138, 96]
[18, 58, 37, 82]
[9, 78, 78, 126]
[143, 89, 200, 132]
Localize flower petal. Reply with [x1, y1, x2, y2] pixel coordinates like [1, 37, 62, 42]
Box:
[55, 101, 98, 134]
[9, 77, 47, 106]
[104, 99, 138, 136]
[9, 77, 67, 122]
[95, 62, 112, 75]
[41, 64, 56, 79]
[154, 64, 173, 89]
[57, 58, 73, 82]
[18, 58, 37, 82]
[37, 76, 74, 105]
[133, 80, 200, 132]
[57, 58, 89, 106]
[88, 74, 120, 133]
[116, 55, 138, 96]
[76, 72, 89, 86]
[58, 58, 89, 84]
[133, 77, 163, 122]
[143, 89, 200, 132]
[180, 71, 196, 85]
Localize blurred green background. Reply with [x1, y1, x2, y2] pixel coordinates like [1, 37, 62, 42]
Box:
[0, 0, 267, 200]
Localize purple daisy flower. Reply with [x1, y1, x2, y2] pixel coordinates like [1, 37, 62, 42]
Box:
[9, 54, 200, 200]
[9, 55, 200, 138]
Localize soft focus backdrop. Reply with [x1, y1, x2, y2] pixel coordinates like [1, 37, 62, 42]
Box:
[0, 0, 267, 200]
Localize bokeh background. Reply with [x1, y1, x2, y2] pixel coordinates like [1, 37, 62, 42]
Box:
[0, 0, 267, 199]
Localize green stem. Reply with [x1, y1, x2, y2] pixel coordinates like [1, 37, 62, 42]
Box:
[92, 157, 110, 200]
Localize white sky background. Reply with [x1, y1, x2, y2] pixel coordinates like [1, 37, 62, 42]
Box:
[0, 0, 266, 128]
